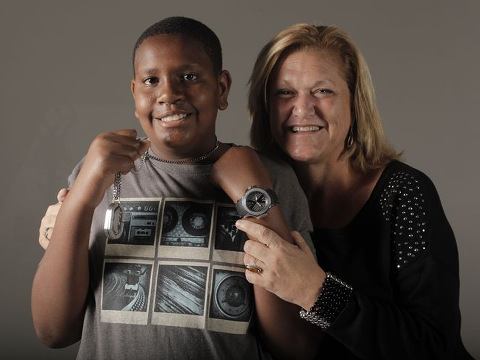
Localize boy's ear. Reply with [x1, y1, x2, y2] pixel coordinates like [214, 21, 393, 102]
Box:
[131, 79, 139, 119]
[130, 79, 136, 97]
[218, 70, 232, 111]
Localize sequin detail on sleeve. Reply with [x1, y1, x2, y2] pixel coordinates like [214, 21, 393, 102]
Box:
[380, 170, 428, 270]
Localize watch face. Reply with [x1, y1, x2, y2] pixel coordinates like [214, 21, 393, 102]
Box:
[245, 188, 271, 216]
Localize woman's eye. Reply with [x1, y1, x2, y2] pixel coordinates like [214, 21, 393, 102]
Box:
[314, 88, 334, 95]
[182, 73, 198, 81]
[276, 89, 293, 96]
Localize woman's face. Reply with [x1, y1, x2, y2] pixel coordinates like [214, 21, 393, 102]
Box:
[268, 49, 352, 165]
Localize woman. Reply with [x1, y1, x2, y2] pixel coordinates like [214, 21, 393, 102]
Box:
[236, 24, 474, 359]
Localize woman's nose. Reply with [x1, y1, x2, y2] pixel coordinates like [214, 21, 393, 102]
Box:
[292, 94, 315, 117]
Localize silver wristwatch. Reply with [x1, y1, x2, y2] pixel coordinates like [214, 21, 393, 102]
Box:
[235, 186, 279, 218]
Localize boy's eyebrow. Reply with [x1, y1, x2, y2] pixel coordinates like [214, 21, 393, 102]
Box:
[136, 62, 206, 74]
[176, 63, 205, 71]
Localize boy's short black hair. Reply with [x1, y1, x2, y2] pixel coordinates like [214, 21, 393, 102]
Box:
[133, 16, 223, 74]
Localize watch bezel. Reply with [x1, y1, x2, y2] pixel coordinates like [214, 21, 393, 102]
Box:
[236, 186, 278, 218]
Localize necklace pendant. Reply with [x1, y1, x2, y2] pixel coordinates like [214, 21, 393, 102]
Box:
[104, 202, 124, 239]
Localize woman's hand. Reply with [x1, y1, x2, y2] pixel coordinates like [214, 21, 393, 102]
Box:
[38, 188, 69, 249]
[236, 219, 326, 310]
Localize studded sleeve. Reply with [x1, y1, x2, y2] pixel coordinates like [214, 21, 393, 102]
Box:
[322, 165, 471, 359]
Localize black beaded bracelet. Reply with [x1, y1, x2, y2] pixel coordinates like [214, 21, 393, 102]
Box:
[299, 272, 353, 329]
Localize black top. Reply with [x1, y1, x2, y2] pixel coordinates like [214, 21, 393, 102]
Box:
[312, 161, 473, 359]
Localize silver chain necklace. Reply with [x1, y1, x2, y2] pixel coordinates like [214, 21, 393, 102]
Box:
[145, 139, 220, 164]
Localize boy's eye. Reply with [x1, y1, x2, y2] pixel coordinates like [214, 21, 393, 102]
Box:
[182, 73, 198, 81]
[143, 77, 159, 85]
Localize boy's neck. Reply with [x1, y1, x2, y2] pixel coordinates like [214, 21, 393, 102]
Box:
[146, 141, 231, 165]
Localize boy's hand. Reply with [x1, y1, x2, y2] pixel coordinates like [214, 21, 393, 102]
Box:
[70, 129, 149, 209]
[38, 130, 148, 249]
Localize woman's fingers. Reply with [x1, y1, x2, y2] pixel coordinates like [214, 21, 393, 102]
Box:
[244, 252, 266, 270]
[236, 219, 325, 307]
[38, 203, 62, 249]
[56, 188, 69, 203]
[236, 219, 280, 248]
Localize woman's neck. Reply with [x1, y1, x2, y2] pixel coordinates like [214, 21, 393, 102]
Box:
[293, 159, 382, 229]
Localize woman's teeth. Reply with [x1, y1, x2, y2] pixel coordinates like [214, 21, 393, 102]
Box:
[292, 126, 320, 132]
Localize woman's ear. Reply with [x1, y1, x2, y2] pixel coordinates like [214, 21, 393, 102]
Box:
[218, 70, 232, 110]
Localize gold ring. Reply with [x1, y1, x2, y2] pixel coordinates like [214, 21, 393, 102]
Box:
[245, 264, 263, 274]
[43, 227, 52, 240]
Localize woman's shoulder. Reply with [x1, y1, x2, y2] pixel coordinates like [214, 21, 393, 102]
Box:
[376, 160, 440, 216]
[378, 160, 437, 197]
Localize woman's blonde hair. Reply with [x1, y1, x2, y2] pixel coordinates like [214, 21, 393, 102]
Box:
[248, 24, 400, 172]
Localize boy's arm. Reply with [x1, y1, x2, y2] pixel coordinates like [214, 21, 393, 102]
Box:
[212, 146, 322, 360]
[31, 129, 148, 348]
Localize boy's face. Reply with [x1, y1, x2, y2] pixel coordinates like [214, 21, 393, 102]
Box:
[131, 34, 231, 159]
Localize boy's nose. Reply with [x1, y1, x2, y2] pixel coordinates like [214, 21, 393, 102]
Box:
[157, 79, 183, 104]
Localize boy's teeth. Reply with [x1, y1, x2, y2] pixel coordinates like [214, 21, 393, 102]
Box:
[292, 126, 320, 132]
[161, 113, 187, 122]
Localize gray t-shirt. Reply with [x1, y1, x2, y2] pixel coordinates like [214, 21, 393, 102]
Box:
[68, 151, 313, 360]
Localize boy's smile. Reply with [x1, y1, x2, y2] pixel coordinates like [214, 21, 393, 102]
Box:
[131, 34, 230, 161]
[158, 112, 189, 123]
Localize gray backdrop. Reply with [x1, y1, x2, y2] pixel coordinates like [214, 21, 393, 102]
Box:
[1, 1, 478, 359]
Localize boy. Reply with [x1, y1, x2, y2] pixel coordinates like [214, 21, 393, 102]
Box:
[32, 17, 316, 359]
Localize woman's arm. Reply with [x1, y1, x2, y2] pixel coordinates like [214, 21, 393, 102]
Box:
[322, 172, 473, 359]
[238, 165, 474, 359]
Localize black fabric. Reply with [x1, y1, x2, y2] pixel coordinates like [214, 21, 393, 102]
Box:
[312, 161, 473, 360]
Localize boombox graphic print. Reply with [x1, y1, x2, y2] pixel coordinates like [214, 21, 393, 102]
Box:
[100, 198, 251, 334]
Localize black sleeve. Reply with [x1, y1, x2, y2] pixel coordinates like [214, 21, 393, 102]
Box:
[325, 170, 471, 360]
